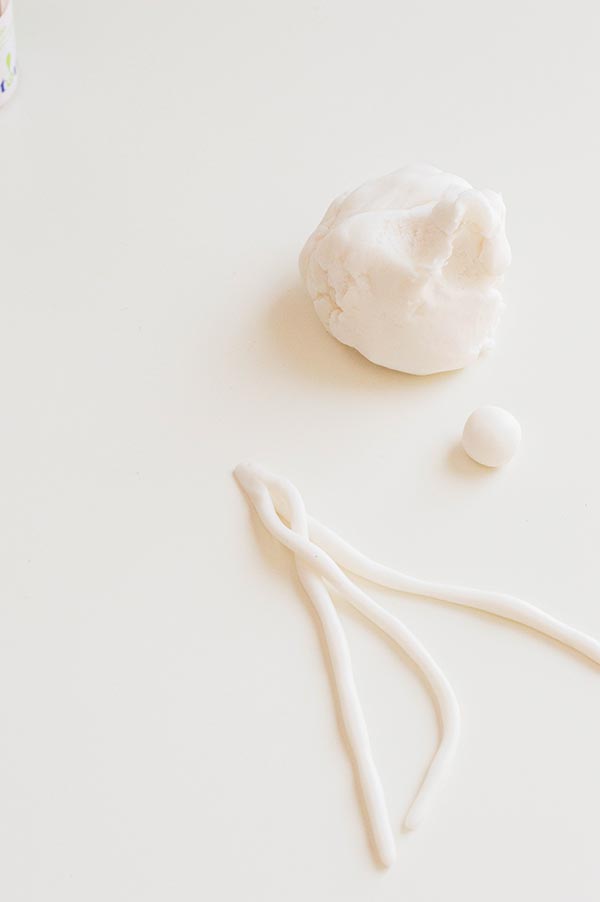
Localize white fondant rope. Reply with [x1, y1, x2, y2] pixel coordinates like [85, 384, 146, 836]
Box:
[235, 462, 461, 865]
[301, 518, 600, 665]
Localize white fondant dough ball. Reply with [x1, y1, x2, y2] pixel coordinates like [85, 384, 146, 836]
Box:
[462, 406, 521, 467]
[300, 163, 511, 375]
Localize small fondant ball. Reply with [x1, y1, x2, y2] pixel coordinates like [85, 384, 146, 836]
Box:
[462, 406, 521, 467]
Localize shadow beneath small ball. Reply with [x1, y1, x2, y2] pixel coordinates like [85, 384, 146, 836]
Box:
[445, 442, 497, 479]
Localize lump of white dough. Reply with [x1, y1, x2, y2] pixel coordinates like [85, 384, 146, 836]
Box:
[299, 163, 511, 375]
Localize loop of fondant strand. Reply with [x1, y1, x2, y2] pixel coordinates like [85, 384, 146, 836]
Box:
[235, 462, 461, 866]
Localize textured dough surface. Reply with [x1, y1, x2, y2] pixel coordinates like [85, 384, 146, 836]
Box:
[300, 164, 511, 375]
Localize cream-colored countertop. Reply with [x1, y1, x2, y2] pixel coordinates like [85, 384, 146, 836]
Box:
[1, 1, 599, 898]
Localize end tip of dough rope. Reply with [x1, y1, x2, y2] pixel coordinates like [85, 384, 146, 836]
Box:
[378, 843, 397, 869]
[402, 802, 425, 832]
[234, 461, 259, 490]
[571, 636, 600, 667]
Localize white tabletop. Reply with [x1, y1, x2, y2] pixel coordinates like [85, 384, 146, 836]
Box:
[2, 1, 599, 899]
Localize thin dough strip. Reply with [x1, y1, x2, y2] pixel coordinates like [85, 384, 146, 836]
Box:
[301, 518, 600, 665]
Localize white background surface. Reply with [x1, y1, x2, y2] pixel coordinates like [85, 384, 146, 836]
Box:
[1, 1, 599, 899]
